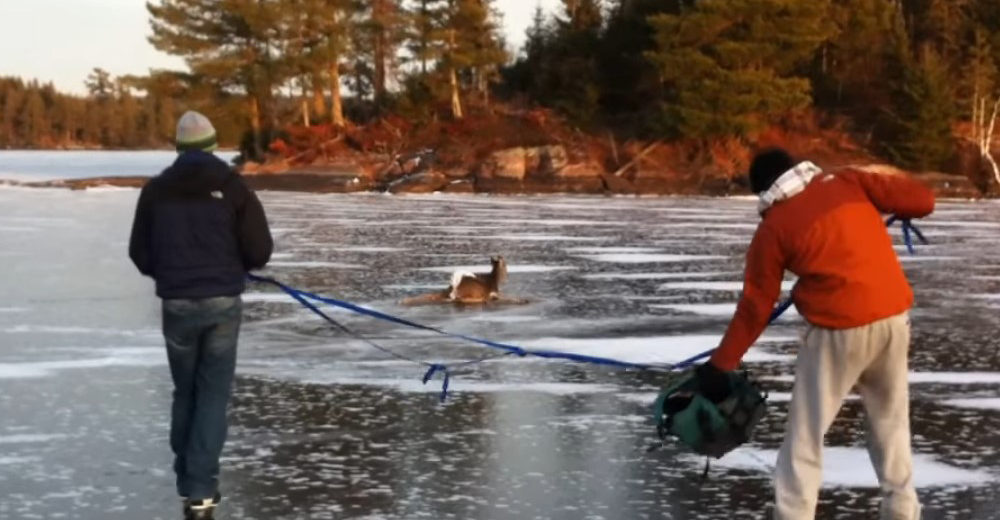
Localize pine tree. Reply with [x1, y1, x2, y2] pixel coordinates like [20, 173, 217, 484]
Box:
[882, 9, 957, 172]
[406, 0, 439, 75]
[147, 0, 286, 152]
[814, 0, 897, 114]
[400, 0, 505, 119]
[19, 88, 49, 147]
[598, 0, 674, 127]
[504, 0, 603, 124]
[547, 0, 604, 124]
[311, 0, 359, 126]
[0, 80, 23, 146]
[453, 0, 507, 107]
[647, 0, 833, 139]
[357, 0, 404, 107]
[85, 68, 114, 100]
[117, 79, 142, 148]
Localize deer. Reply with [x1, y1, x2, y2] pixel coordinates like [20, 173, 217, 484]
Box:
[400, 256, 529, 306]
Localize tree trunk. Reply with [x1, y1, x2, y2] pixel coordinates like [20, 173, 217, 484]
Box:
[450, 67, 463, 119]
[448, 29, 463, 120]
[986, 95, 1000, 188]
[373, 0, 388, 105]
[330, 62, 345, 127]
[249, 95, 262, 159]
[301, 79, 311, 127]
[313, 76, 327, 121]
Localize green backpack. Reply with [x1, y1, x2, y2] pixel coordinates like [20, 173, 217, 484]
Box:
[652, 368, 768, 459]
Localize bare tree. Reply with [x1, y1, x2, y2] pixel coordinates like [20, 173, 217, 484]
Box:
[972, 93, 1000, 188]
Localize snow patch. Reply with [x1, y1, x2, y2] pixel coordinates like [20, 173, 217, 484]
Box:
[312, 377, 618, 396]
[898, 256, 961, 263]
[940, 398, 1000, 410]
[0, 433, 69, 444]
[577, 253, 728, 264]
[266, 261, 366, 269]
[652, 303, 801, 319]
[466, 315, 543, 323]
[242, 292, 299, 303]
[471, 234, 609, 242]
[581, 271, 739, 281]
[336, 246, 409, 253]
[0, 456, 39, 465]
[564, 247, 664, 254]
[702, 447, 993, 488]
[767, 372, 1000, 385]
[659, 280, 795, 292]
[516, 335, 796, 365]
[420, 264, 575, 274]
[0, 350, 164, 379]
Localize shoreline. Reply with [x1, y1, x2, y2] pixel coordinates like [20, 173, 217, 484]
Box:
[1, 173, 990, 200]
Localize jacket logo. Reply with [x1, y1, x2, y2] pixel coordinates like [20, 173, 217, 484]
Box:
[211, 190, 224, 199]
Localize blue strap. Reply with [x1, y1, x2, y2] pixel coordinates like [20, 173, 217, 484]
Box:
[249, 274, 666, 372]
[885, 216, 927, 255]
[247, 215, 927, 400]
[422, 364, 450, 403]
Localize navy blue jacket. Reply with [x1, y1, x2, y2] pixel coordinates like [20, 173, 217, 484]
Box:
[128, 151, 273, 299]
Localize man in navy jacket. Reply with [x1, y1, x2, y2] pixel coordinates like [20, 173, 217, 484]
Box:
[129, 111, 272, 520]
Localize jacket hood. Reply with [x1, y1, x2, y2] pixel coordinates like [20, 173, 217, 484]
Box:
[158, 151, 233, 195]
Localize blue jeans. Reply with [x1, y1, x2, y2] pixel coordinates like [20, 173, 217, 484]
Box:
[162, 296, 242, 501]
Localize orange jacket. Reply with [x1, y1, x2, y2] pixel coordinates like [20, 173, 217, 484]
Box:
[710, 168, 936, 371]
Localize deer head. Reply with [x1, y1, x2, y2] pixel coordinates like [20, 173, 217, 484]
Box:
[491, 256, 508, 285]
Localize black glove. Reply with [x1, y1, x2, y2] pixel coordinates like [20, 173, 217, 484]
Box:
[695, 362, 732, 403]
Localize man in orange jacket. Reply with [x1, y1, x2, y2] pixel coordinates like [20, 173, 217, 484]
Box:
[696, 148, 935, 520]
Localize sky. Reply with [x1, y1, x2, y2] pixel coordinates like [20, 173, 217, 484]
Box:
[0, 0, 561, 95]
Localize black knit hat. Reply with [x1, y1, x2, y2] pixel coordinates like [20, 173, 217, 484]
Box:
[749, 148, 796, 194]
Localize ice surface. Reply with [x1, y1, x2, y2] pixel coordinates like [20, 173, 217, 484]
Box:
[703, 447, 994, 488]
[581, 271, 739, 281]
[462, 234, 610, 242]
[420, 264, 576, 273]
[768, 372, 1000, 385]
[940, 398, 1000, 410]
[0, 325, 156, 337]
[3, 180, 1000, 518]
[265, 261, 367, 269]
[898, 256, 961, 262]
[651, 303, 801, 319]
[466, 315, 543, 323]
[515, 335, 796, 364]
[564, 247, 664, 254]
[0, 351, 164, 379]
[242, 292, 301, 303]
[659, 281, 795, 291]
[0, 434, 69, 444]
[616, 391, 860, 405]
[303, 377, 619, 396]
[576, 253, 729, 263]
[918, 220, 1000, 229]
[331, 246, 409, 253]
[0, 456, 39, 466]
[616, 392, 659, 405]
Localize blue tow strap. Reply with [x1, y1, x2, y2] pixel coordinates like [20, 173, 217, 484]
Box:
[248, 215, 924, 401]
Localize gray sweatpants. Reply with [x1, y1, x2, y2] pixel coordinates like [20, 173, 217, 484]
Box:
[774, 311, 920, 520]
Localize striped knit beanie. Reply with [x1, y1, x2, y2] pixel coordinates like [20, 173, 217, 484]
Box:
[175, 111, 218, 153]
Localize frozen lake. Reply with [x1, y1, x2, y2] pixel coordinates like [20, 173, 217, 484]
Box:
[0, 150, 239, 182]
[0, 153, 998, 519]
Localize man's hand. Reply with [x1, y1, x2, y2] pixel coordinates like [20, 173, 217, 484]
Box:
[695, 362, 732, 403]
